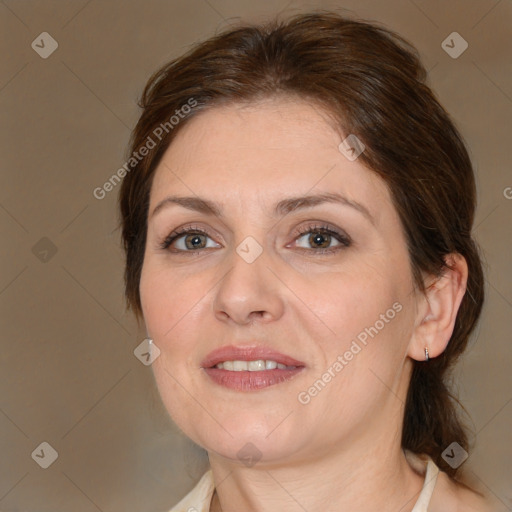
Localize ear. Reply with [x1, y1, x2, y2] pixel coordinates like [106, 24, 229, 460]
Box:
[408, 253, 468, 361]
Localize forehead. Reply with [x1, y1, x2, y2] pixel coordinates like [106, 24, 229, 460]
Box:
[149, 98, 391, 218]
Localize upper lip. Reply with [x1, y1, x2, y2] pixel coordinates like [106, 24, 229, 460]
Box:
[201, 345, 306, 368]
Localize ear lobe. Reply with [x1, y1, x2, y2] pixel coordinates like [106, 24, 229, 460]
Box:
[408, 253, 468, 361]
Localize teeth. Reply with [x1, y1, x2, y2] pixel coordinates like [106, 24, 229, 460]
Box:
[233, 360, 247, 371]
[214, 360, 296, 371]
[248, 360, 266, 371]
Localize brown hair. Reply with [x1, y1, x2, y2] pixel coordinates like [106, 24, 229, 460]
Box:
[118, 10, 484, 476]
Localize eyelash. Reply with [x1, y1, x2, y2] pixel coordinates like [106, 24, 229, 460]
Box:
[159, 223, 352, 255]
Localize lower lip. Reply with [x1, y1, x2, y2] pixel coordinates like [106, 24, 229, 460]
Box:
[203, 367, 305, 391]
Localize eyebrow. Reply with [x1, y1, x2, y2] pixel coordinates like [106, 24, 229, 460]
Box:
[150, 192, 375, 225]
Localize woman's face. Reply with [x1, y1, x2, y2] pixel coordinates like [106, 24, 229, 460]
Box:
[140, 98, 421, 465]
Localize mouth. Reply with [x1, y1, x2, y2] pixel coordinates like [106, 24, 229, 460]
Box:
[212, 359, 298, 370]
[201, 345, 306, 391]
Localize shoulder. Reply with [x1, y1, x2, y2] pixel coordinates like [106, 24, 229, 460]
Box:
[168, 469, 215, 512]
[431, 470, 496, 512]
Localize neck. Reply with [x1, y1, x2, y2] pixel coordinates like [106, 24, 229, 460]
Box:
[208, 436, 425, 512]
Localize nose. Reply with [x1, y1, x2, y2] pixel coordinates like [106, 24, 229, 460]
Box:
[212, 243, 285, 326]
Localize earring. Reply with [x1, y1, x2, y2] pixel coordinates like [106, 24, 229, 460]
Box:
[425, 347, 430, 361]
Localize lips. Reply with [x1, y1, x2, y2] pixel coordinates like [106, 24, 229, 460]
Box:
[201, 345, 306, 369]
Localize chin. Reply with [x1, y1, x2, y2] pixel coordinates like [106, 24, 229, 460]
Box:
[191, 418, 302, 466]
[206, 436, 298, 467]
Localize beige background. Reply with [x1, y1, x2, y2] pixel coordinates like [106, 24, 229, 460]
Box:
[1, 0, 511, 510]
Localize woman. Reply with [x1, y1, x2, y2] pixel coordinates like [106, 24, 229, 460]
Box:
[119, 11, 494, 511]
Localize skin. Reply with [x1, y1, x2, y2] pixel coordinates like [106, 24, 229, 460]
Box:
[139, 97, 482, 511]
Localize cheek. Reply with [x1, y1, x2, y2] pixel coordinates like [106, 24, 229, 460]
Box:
[300, 264, 398, 335]
[140, 264, 210, 434]
[140, 262, 206, 341]
[297, 271, 411, 418]
[295, 259, 412, 379]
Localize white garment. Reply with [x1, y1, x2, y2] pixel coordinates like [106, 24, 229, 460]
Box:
[168, 451, 440, 512]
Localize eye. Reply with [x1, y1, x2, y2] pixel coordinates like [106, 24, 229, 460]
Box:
[291, 223, 351, 254]
[159, 223, 351, 255]
[159, 225, 220, 252]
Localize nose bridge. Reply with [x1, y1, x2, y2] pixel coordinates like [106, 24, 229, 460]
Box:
[224, 233, 272, 297]
[213, 233, 285, 324]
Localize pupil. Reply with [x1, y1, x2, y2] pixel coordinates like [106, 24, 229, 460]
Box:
[311, 232, 329, 248]
[187, 234, 204, 249]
